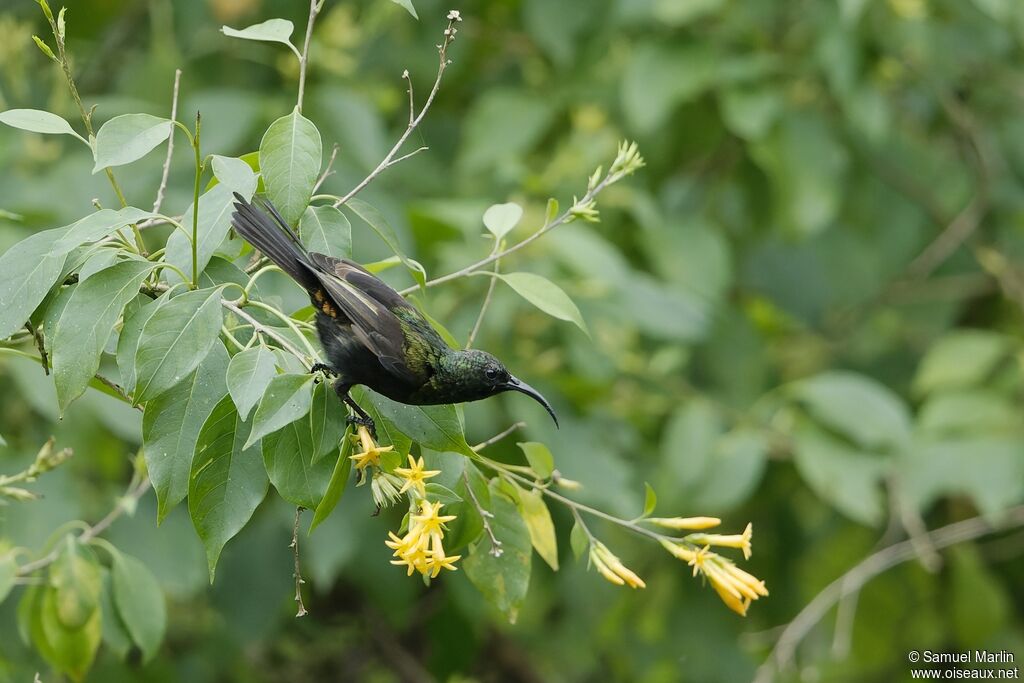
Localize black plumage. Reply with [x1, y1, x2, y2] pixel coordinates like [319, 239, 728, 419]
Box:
[229, 194, 558, 430]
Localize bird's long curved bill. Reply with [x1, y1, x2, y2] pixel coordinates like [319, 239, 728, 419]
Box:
[506, 377, 559, 428]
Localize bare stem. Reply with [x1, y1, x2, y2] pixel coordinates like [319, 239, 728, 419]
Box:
[296, 0, 321, 112]
[332, 15, 459, 208]
[15, 476, 152, 577]
[291, 507, 308, 617]
[463, 470, 502, 557]
[312, 143, 340, 193]
[221, 299, 315, 368]
[466, 244, 500, 349]
[153, 69, 182, 215]
[190, 112, 203, 289]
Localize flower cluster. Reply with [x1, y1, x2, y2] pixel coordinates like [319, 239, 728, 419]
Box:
[386, 499, 461, 577]
[590, 541, 645, 589]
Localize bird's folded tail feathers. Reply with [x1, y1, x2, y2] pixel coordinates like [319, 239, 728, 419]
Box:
[230, 193, 319, 291]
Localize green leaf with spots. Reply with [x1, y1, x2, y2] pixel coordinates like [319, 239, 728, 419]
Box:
[244, 373, 315, 448]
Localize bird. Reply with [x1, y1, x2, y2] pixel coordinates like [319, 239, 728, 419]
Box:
[229, 193, 558, 434]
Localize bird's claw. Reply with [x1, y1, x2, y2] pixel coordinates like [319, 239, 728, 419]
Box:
[346, 414, 376, 440]
[310, 362, 337, 378]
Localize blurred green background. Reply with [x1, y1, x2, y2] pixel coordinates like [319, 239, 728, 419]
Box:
[2, 0, 1024, 681]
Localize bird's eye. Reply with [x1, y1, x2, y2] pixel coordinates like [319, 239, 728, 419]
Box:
[485, 367, 498, 380]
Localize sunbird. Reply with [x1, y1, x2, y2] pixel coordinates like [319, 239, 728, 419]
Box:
[230, 194, 558, 432]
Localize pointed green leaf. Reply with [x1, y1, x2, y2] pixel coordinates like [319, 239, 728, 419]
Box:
[245, 373, 315, 448]
[134, 286, 226, 402]
[0, 108, 85, 143]
[221, 18, 298, 53]
[52, 259, 155, 412]
[143, 343, 229, 522]
[226, 346, 278, 420]
[356, 388, 473, 455]
[569, 521, 589, 560]
[299, 204, 352, 258]
[53, 207, 155, 254]
[517, 441, 554, 479]
[463, 486, 532, 623]
[0, 227, 70, 340]
[389, 0, 419, 19]
[98, 570, 132, 661]
[259, 107, 322, 227]
[309, 426, 353, 534]
[424, 483, 463, 505]
[110, 549, 166, 662]
[189, 395, 268, 580]
[483, 202, 523, 240]
[92, 114, 173, 173]
[263, 381, 343, 507]
[496, 272, 588, 334]
[117, 292, 170, 392]
[517, 488, 559, 570]
[345, 198, 426, 287]
[792, 371, 911, 450]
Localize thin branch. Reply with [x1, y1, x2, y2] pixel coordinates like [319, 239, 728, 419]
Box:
[25, 323, 49, 376]
[463, 470, 502, 557]
[332, 15, 459, 208]
[221, 299, 315, 368]
[399, 171, 620, 296]
[472, 421, 525, 451]
[466, 245, 500, 349]
[16, 476, 151, 577]
[296, 0, 321, 112]
[152, 69, 182, 215]
[290, 507, 308, 617]
[94, 374, 141, 411]
[312, 143, 339, 193]
[752, 505, 1024, 683]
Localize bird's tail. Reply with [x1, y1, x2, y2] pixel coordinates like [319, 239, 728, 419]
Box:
[230, 193, 320, 292]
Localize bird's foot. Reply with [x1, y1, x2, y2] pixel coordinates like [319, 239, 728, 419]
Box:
[346, 413, 377, 440]
[310, 362, 337, 379]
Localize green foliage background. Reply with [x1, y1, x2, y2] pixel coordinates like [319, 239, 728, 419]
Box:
[1, 0, 1024, 681]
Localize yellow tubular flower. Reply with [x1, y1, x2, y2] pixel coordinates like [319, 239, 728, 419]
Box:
[386, 501, 461, 578]
[647, 516, 721, 530]
[393, 454, 441, 497]
[687, 522, 753, 560]
[660, 536, 767, 616]
[349, 425, 394, 470]
[590, 542, 645, 589]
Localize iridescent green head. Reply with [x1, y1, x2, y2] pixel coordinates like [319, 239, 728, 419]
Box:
[442, 349, 559, 427]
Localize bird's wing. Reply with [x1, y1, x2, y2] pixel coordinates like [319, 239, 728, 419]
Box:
[302, 252, 421, 383]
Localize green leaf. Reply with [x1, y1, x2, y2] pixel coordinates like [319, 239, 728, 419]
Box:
[445, 464, 488, 551]
[77, 249, 121, 281]
[299, 204, 352, 258]
[52, 260, 155, 413]
[39, 588, 101, 682]
[98, 570, 132, 661]
[661, 400, 723, 487]
[917, 390, 1019, 437]
[689, 428, 769, 512]
[357, 388, 474, 455]
[424, 482, 463, 505]
[483, 203, 523, 240]
[496, 272, 588, 334]
[642, 482, 657, 517]
[244, 373, 315, 448]
[189, 395, 268, 580]
[110, 549, 166, 662]
[0, 227, 70, 340]
[352, 391, 413, 456]
[143, 343, 229, 522]
[569, 521, 588, 560]
[545, 198, 559, 225]
[49, 537, 101, 630]
[117, 293, 169, 392]
[792, 371, 911, 450]
[463, 487, 532, 623]
[221, 18, 299, 55]
[345, 198, 426, 287]
[165, 158, 258, 283]
[389, 0, 419, 19]
[53, 207, 155, 254]
[134, 286, 226, 402]
[263, 382, 343, 508]
[92, 114, 173, 173]
[517, 442, 554, 479]
[914, 330, 1010, 395]
[517, 488, 559, 571]
[226, 346, 278, 420]
[793, 425, 887, 526]
[259, 107, 322, 227]
[0, 108, 85, 143]
[309, 427, 353, 533]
